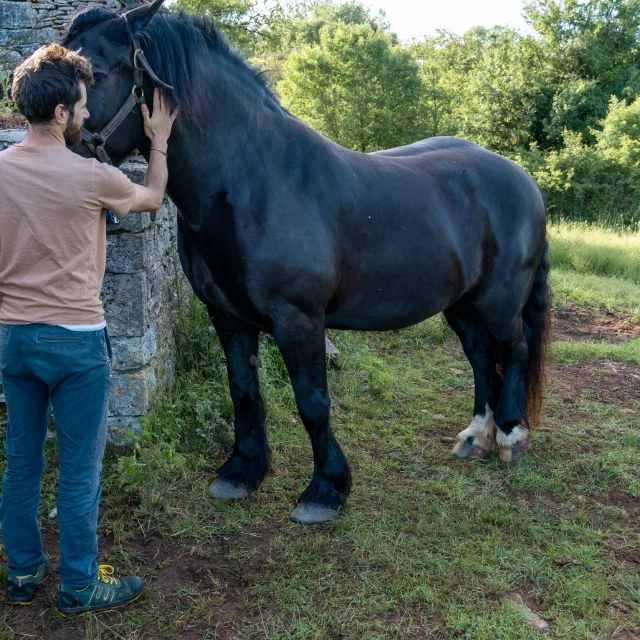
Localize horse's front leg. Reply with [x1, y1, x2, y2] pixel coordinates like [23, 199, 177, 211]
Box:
[272, 305, 352, 524]
[208, 311, 271, 500]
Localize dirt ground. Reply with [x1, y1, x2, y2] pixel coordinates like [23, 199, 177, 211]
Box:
[4, 518, 281, 640]
[553, 304, 640, 343]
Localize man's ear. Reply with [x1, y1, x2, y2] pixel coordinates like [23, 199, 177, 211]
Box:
[124, 0, 165, 34]
[53, 104, 67, 125]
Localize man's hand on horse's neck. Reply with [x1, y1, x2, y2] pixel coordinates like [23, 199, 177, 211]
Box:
[141, 88, 179, 209]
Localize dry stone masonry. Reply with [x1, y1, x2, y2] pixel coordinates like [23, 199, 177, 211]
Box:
[0, 0, 138, 69]
[0, 129, 182, 441]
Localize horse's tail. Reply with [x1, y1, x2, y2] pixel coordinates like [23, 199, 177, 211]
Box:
[520, 239, 551, 429]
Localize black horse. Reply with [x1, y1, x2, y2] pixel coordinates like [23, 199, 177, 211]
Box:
[64, 0, 550, 524]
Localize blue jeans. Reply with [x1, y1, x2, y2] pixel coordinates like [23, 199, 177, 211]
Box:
[0, 324, 112, 589]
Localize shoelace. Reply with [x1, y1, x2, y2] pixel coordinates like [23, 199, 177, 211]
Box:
[97, 565, 117, 585]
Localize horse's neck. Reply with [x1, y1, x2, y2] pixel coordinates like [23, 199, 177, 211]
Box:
[165, 57, 291, 211]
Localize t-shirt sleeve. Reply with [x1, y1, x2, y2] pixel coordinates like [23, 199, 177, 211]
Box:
[93, 162, 136, 218]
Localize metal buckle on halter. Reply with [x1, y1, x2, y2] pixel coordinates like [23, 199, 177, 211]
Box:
[133, 48, 145, 72]
[132, 84, 144, 101]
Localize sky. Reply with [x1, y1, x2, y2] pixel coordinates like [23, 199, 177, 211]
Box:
[366, 0, 533, 41]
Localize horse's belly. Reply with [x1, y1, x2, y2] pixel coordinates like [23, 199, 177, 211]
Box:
[325, 289, 452, 331]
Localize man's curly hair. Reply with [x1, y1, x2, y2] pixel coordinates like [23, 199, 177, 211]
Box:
[11, 43, 93, 125]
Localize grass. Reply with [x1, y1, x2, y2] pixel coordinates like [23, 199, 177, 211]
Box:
[549, 222, 640, 284]
[548, 222, 640, 321]
[552, 339, 640, 364]
[550, 270, 640, 319]
[1, 224, 639, 639]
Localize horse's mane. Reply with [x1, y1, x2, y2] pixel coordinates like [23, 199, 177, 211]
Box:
[62, 7, 280, 123]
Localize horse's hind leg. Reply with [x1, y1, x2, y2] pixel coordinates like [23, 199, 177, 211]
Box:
[491, 319, 532, 463]
[271, 304, 351, 524]
[444, 304, 499, 459]
[208, 310, 271, 499]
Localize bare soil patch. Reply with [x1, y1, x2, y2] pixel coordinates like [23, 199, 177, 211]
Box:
[553, 305, 640, 343]
[550, 360, 640, 409]
[3, 517, 284, 640]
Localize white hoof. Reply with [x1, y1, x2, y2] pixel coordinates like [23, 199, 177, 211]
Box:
[496, 424, 531, 463]
[452, 406, 496, 459]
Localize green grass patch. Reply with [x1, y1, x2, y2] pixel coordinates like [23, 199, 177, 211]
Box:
[548, 222, 640, 283]
[552, 339, 640, 364]
[550, 269, 640, 319]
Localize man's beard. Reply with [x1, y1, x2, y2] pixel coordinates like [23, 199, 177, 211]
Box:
[64, 115, 82, 147]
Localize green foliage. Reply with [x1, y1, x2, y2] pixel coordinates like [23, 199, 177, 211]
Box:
[278, 22, 424, 152]
[524, 0, 640, 146]
[409, 38, 457, 138]
[267, 0, 389, 51]
[517, 96, 640, 225]
[169, 0, 272, 52]
[0, 70, 16, 116]
[116, 440, 202, 511]
[453, 29, 546, 154]
[597, 95, 640, 165]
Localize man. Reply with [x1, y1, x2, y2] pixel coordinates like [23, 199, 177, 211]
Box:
[0, 43, 177, 615]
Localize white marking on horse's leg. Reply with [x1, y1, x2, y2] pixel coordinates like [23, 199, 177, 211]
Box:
[496, 423, 531, 462]
[452, 404, 496, 459]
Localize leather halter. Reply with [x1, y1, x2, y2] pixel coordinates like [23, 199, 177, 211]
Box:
[81, 17, 174, 165]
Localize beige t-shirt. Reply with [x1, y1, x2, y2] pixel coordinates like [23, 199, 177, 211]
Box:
[0, 144, 136, 325]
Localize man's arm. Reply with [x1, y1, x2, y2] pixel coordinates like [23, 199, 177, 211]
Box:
[129, 89, 178, 213]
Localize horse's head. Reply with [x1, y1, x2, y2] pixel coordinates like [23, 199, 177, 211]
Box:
[64, 0, 167, 165]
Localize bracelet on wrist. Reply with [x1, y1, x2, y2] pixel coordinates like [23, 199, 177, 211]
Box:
[150, 147, 167, 157]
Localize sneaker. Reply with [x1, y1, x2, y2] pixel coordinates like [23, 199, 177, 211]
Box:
[7, 557, 50, 605]
[58, 565, 144, 617]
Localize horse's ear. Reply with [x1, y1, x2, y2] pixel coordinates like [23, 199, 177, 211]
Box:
[124, 0, 165, 33]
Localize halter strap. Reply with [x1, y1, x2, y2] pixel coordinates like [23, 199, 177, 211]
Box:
[81, 16, 174, 165]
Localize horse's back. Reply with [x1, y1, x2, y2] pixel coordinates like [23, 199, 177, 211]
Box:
[370, 136, 478, 158]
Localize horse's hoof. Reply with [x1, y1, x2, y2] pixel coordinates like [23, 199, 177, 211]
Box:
[208, 479, 249, 500]
[498, 443, 530, 463]
[497, 425, 531, 463]
[452, 435, 492, 460]
[289, 503, 339, 524]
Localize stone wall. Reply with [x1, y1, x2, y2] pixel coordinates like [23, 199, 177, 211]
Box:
[0, 0, 136, 69]
[0, 129, 182, 441]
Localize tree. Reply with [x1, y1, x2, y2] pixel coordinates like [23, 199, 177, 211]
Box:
[596, 95, 640, 166]
[410, 27, 548, 153]
[251, 1, 389, 85]
[410, 37, 457, 138]
[524, 0, 640, 145]
[277, 22, 424, 152]
[453, 28, 548, 154]
[170, 0, 274, 52]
